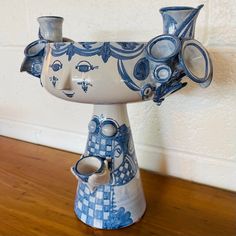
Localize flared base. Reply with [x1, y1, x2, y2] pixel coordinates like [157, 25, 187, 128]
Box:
[72, 104, 146, 229]
[74, 171, 146, 229]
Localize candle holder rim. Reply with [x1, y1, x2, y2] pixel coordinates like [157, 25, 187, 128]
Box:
[37, 16, 64, 21]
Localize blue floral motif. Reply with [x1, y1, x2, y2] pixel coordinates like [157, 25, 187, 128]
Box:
[105, 207, 133, 229]
[77, 79, 93, 93]
[49, 76, 59, 87]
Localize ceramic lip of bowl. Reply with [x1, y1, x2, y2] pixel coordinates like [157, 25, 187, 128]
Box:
[37, 15, 64, 22]
[179, 39, 213, 84]
[145, 34, 181, 63]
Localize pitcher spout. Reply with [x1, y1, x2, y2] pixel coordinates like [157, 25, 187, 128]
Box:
[160, 4, 204, 39]
[71, 156, 110, 192]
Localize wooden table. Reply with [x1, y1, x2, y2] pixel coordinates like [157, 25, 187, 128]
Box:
[0, 136, 235, 236]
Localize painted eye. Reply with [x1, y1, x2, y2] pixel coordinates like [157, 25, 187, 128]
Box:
[75, 60, 98, 73]
[50, 60, 62, 71]
[101, 120, 117, 137]
[88, 118, 99, 133]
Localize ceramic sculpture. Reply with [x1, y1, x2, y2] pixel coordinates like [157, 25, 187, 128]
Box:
[20, 5, 213, 229]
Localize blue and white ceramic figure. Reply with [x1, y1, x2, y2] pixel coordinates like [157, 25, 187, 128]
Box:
[71, 111, 145, 229]
[20, 5, 213, 229]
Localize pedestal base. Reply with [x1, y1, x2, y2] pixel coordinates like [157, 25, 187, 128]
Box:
[72, 104, 146, 229]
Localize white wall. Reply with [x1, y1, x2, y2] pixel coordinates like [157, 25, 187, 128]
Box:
[0, 0, 236, 191]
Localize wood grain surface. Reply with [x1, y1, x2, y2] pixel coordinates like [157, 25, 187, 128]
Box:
[0, 136, 235, 236]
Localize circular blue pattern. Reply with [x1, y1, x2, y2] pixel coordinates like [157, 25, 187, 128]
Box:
[153, 64, 172, 83]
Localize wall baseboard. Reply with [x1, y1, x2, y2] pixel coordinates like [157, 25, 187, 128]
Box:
[1, 117, 236, 191]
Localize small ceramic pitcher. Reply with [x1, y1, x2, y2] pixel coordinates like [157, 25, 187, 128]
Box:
[71, 156, 110, 192]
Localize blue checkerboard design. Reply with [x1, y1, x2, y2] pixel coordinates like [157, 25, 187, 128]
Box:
[112, 155, 138, 186]
[74, 183, 113, 228]
[87, 134, 113, 158]
[74, 182, 134, 229]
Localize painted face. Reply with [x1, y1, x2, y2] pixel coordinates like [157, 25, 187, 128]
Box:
[86, 117, 123, 169]
[40, 42, 152, 104]
[85, 115, 138, 186]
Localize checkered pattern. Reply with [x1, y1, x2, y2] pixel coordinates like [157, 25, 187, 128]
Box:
[113, 156, 137, 186]
[74, 183, 113, 228]
[87, 134, 113, 158]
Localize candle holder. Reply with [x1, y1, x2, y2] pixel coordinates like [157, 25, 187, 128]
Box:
[21, 5, 213, 229]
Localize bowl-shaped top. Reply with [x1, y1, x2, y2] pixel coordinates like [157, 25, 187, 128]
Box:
[41, 42, 153, 104]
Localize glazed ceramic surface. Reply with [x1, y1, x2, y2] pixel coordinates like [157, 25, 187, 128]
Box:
[71, 104, 146, 229]
[41, 42, 151, 104]
[21, 4, 213, 229]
